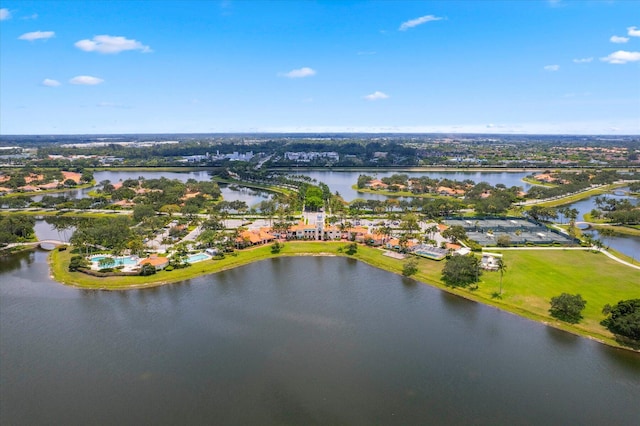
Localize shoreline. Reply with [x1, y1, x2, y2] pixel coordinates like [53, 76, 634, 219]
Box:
[48, 243, 640, 353]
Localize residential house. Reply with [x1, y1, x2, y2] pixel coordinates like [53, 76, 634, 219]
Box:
[139, 255, 169, 270]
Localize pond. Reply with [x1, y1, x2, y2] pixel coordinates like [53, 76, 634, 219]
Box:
[1, 252, 638, 425]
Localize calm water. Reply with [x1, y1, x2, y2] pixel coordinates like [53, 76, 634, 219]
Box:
[298, 170, 533, 201]
[32, 170, 270, 206]
[585, 230, 640, 261]
[94, 169, 532, 202]
[560, 189, 640, 258]
[1, 252, 639, 425]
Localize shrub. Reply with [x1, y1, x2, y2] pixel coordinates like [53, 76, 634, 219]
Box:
[139, 264, 157, 276]
[402, 258, 419, 277]
[68, 255, 87, 272]
[345, 242, 358, 255]
[271, 241, 283, 254]
[164, 265, 174, 271]
[496, 235, 511, 247]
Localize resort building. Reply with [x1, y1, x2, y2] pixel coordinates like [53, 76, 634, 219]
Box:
[139, 255, 169, 271]
[236, 229, 275, 247]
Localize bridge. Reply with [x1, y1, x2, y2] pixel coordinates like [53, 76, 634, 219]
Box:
[0, 239, 69, 252]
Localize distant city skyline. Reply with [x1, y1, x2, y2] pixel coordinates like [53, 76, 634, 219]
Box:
[1, 0, 639, 135]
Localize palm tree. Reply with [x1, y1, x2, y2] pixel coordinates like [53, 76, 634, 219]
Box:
[496, 258, 507, 295]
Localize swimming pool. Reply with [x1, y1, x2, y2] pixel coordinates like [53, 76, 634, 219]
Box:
[90, 255, 139, 266]
[186, 253, 210, 263]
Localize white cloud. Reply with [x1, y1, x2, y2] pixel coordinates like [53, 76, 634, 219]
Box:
[572, 57, 593, 63]
[69, 75, 104, 85]
[399, 15, 442, 31]
[41, 78, 61, 87]
[628, 26, 640, 37]
[610, 35, 629, 44]
[74, 35, 151, 54]
[363, 91, 389, 101]
[544, 64, 560, 71]
[280, 67, 316, 78]
[18, 31, 55, 41]
[357, 51, 377, 56]
[0, 8, 10, 20]
[600, 50, 640, 64]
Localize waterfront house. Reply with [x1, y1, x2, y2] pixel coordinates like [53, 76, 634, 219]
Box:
[61, 171, 82, 184]
[322, 225, 342, 241]
[139, 255, 169, 271]
[38, 181, 60, 190]
[236, 229, 275, 247]
[288, 222, 319, 240]
[367, 179, 388, 190]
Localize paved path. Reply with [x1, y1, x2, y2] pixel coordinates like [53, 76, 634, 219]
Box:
[595, 247, 640, 270]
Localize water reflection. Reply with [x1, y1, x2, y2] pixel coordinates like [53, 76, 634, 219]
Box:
[1, 255, 639, 425]
[0, 250, 35, 274]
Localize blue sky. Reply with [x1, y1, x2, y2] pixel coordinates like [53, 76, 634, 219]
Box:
[1, 0, 639, 135]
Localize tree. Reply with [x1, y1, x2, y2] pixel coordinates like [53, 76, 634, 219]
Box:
[98, 256, 116, 270]
[442, 225, 467, 243]
[133, 204, 156, 222]
[496, 258, 507, 295]
[496, 235, 511, 247]
[139, 264, 157, 276]
[159, 204, 180, 217]
[401, 213, 420, 236]
[402, 258, 419, 277]
[601, 299, 640, 342]
[345, 242, 358, 255]
[80, 170, 94, 183]
[271, 241, 283, 254]
[441, 255, 481, 287]
[549, 293, 586, 323]
[357, 174, 374, 189]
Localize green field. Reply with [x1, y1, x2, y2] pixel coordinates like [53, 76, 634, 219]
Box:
[471, 250, 639, 343]
[50, 243, 639, 349]
[521, 176, 557, 187]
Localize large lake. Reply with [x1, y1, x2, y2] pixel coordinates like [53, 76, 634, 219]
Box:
[35, 170, 533, 203]
[1, 251, 639, 425]
[299, 170, 533, 201]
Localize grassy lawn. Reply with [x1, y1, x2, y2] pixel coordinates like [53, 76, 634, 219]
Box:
[591, 224, 640, 237]
[211, 177, 294, 196]
[471, 249, 639, 346]
[50, 242, 638, 349]
[533, 183, 627, 208]
[521, 176, 557, 187]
